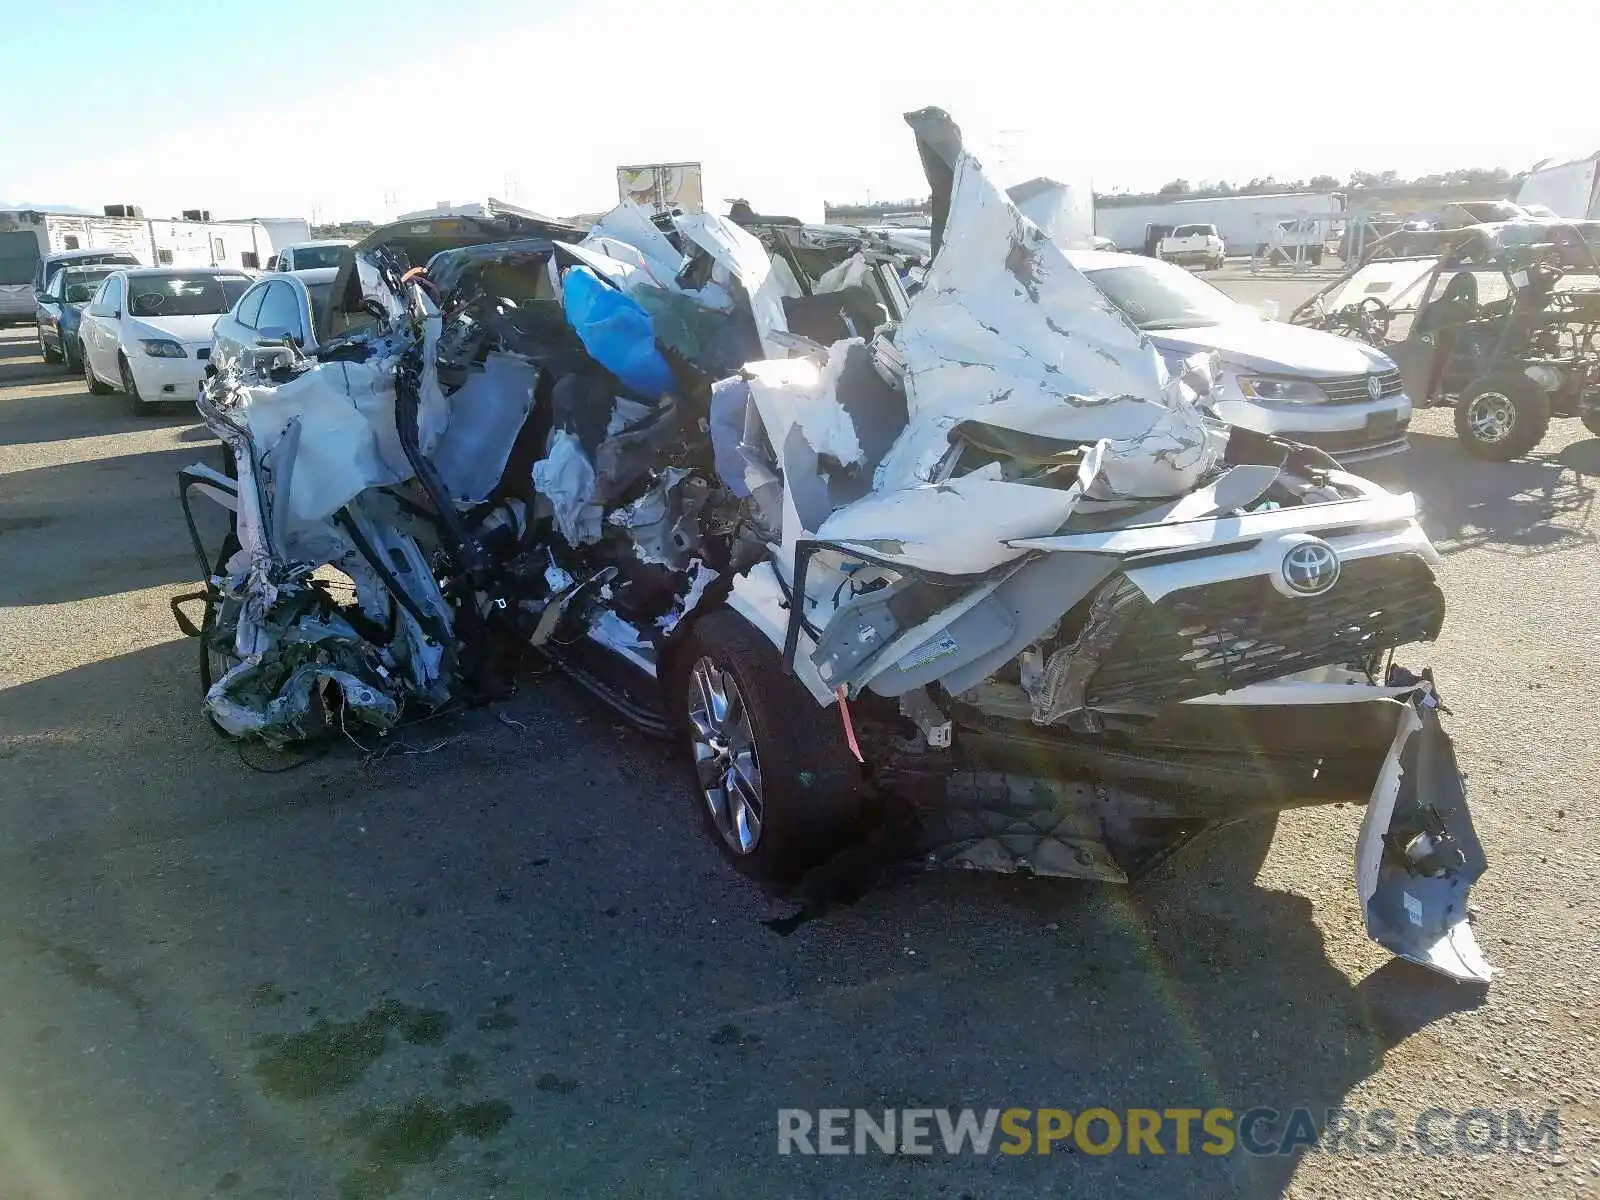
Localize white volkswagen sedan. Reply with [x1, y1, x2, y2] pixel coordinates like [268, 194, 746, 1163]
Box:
[79, 268, 253, 411]
[1067, 250, 1413, 462]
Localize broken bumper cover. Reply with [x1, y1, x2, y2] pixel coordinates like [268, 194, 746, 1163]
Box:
[908, 684, 1491, 984]
[1357, 690, 1491, 983]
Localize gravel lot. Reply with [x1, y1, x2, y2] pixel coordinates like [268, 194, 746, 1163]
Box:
[1, 277, 1596, 1200]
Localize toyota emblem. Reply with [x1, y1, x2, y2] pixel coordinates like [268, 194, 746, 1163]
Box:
[1368, 374, 1383, 402]
[1281, 540, 1341, 595]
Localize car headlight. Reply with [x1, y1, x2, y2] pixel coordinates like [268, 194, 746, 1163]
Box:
[1236, 375, 1328, 404]
[139, 339, 187, 358]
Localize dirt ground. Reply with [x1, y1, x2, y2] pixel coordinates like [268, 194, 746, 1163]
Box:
[0, 290, 1596, 1199]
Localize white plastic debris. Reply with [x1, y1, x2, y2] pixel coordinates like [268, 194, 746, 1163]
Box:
[606, 397, 654, 437]
[813, 252, 873, 295]
[430, 352, 538, 504]
[743, 345, 866, 471]
[241, 359, 411, 527]
[532, 429, 602, 546]
[584, 200, 687, 292]
[674, 212, 790, 358]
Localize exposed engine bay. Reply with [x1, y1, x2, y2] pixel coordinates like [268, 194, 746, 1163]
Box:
[173, 109, 1491, 984]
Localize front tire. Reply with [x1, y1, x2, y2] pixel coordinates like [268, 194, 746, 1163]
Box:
[1454, 376, 1550, 460]
[38, 325, 62, 363]
[118, 354, 146, 415]
[672, 610, 867, 882]
[1581, 406, 1600, 439]
[83, 348, 112, 394]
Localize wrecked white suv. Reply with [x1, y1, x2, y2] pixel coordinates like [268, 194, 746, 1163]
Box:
[172, 109, 1490, 984]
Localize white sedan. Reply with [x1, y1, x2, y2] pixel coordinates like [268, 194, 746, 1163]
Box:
[79, 268, 253, 411]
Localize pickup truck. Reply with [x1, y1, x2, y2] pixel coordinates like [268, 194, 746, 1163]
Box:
[1156, 223, 1226, 270]
[267, 240, 353, 272]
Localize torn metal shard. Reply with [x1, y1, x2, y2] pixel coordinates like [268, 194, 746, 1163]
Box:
[1357, 698, 1492, 983]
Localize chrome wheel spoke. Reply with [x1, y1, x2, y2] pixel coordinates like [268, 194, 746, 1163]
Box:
[726, 766, 762, 850]
[688, 709, 717, 742]
[719, 675, 744, 730]
[687, 655, 765, 856]
[694, 667, 720, 733]
[731, 747, 761, 796]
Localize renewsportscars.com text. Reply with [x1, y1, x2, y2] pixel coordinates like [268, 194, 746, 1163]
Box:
[777, 1106, 1561, 1158]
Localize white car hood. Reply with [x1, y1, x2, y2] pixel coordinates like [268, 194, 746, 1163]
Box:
[1148, 319, 1395, 377]
[126, 314, 221, 346]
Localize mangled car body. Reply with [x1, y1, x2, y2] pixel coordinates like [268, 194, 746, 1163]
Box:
[173, 110, 1491, 983]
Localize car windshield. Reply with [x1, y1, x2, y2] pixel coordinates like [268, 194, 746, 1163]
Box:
[1313, 258, 1439, 317]
[1082, 259, 1244, 330]
[126, 273, 252, 317]
[292, 246, 346, 270]
[63, 269, 115, 304]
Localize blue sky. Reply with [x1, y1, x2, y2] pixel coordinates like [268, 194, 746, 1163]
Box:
[4, 0, 1595, 223]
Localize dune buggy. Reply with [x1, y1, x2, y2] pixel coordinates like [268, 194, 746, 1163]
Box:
[1292, 219, 1600, 458]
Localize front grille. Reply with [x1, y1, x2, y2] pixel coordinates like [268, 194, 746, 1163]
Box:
[1296, 421, 1410, 455]
[1318, 369, 1403, 405]
[1072, 555, 1444, 714]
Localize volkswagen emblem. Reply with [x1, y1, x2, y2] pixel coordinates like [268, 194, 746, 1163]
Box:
[1281, 540, 1341, 596]
[1367, 373, 1383, 402]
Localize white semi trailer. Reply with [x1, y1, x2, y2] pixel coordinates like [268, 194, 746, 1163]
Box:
[1515, 153, 1600, 220]
[0, 207, 281, 321]
[1095, 191, 1347, 257]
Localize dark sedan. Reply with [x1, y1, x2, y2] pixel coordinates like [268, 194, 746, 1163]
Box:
[35, 264, 118, 369]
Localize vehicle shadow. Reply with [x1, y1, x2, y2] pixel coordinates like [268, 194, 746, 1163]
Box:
[1367, 429, 1596, 555]
[0, 443, 221, 605]
[0, 355, 69, 390]
[735, 817, 1488, 1200]
[0, 334, 40, 360]
[0, 383, 200, 447]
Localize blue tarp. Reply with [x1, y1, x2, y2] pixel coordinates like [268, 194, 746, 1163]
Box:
[560, 266, 675, 398]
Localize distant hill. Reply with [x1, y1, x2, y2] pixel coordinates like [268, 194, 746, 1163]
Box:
[0, 202, 97, 214]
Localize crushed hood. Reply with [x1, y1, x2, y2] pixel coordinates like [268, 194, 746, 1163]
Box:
[872, 109, 1218, 499]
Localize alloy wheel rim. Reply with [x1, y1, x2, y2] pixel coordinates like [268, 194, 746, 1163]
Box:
[1467, 392, 1515, 442]
[687, 656, 763, 854]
